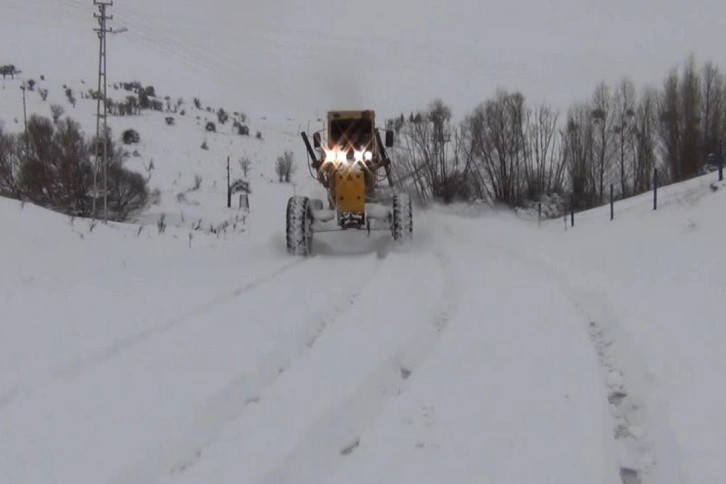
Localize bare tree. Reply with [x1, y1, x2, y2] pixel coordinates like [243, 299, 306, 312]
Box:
[659, 67, 681, 182]
[562, 103, 597, 209]
[612, 78, 637, 197]
[275, 151, 296, 183]
[50, 104, 65, 124]
[239, 156, 251, 177]
[524, 102, 565, 200]
[633, 86, 658, 194]
[465, 90, 529, 205]
[680, 55, 702, 178]
[19, 115, 58, 207]
[591, 82, 615, 203]
[392, 100, 472, 203]
[701, 61, 724, 164]
[52, 118, 93, 214]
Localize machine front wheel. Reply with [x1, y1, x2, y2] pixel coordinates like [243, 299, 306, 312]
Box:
[286, 196, 313, 255]
[391, 193, 413, 241]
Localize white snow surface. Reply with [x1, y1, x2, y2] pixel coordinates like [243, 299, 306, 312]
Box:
[2, 2, 726, 483]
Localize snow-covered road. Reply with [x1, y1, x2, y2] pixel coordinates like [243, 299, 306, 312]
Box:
[3, 0, 726, 479]
[0, 201, 625, 484]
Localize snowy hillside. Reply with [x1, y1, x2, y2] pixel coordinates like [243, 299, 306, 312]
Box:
[2, 1, 726, 484]
[2, 157, 724, 484]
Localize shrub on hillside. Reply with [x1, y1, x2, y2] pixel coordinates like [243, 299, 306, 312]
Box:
[3, 114, 148, 221]
[217, 108, 229, 125]
[205, 121, 216, 133]
[0, 64, 17, 79]
[105, 160, 148, 220]
[236, 123, 249, 136]
[0, 127, 20, 197]
[18, 116, 92, 214]
[65, 88, 76, 107]
[50, 104, 65, 123]
[122, 129, 140, 144]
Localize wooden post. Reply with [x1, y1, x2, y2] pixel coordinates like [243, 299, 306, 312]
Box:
[610, 184, 614, 221]
[570, 197, 574, 227]
[653, 168, 658, 211]
[226, 156, 231, 208]
[719, 154, 724, 182]
[538, 202, 542, 226]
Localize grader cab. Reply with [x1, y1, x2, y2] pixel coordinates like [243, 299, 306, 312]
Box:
[286, 109, 413, 255]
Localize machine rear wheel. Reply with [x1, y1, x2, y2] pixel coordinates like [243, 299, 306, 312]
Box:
[391, 193, 413, 241]
[287, 196, 313, 255]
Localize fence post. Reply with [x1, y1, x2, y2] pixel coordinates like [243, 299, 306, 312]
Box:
[226, 156, 231, 208]
[610, 184, 614, 221]
[538, 202, 542, 226]
[563, 204, 567, 231]
[570, 198, 575, 227]
[653, 168, 658, 211]
[719, 154, 724, 182]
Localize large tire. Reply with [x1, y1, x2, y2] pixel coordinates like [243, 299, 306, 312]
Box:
[286, 196, 313, 255]
[391, 193, 413, 241]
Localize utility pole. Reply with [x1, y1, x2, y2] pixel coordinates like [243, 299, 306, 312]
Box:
[20, 81, 28, 151]
[93, 1, 113, 222]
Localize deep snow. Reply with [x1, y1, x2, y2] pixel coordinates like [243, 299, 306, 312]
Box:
[2, 1, 726, 483]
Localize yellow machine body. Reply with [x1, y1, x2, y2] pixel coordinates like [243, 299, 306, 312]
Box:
[333, 167, 366, 213]
[295, 108, 399, 237]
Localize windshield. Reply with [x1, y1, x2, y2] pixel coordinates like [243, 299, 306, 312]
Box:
[329, 119, 373, 150]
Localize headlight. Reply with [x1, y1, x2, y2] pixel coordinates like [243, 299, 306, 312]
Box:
[336, 151, 347, 163]
[325, 150, 336, 162]
[364, 151, 373, 161]
[354, 150, 364, 162]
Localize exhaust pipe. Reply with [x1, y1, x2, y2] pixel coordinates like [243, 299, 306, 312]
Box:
[301, 132, 321, 170]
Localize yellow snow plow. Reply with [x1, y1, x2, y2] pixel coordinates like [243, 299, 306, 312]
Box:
[287, 110, 412, 255]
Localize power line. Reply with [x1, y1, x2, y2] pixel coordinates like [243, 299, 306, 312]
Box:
[92, 0, 112, 222]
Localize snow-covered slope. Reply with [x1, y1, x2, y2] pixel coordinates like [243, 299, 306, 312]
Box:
[2, 160, 724, 484]
[2, 1, 726, 484]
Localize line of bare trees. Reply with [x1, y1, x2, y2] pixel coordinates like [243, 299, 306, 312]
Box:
[389, 54, 725, 213]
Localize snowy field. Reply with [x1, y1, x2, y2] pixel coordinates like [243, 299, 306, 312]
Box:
[2, 1, 726, 483]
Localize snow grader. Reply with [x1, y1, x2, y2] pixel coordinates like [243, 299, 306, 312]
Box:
[286, 109, 412, 255]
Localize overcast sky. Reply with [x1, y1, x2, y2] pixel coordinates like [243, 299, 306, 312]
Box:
[2, 0, 725, 119]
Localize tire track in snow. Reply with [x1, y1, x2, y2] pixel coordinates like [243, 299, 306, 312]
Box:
[0, 259, 306, 412]
[0, 385, 21, 411]
[473, 236, 675, 484]
[51, 260, 305, 382]
[257, 249, 460, 484]
[587, 318, 651, 484]
[112, 255, 384, 484]
[0, 260, 307, 414]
